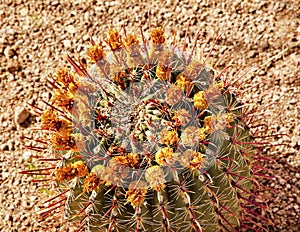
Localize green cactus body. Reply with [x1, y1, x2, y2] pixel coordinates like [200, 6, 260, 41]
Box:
[22, 26, 268, 232]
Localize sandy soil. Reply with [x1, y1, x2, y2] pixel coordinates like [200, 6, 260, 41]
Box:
[0, 0, 299, 231]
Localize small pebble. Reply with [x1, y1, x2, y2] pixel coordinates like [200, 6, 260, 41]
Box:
[14, 106, 30, 125]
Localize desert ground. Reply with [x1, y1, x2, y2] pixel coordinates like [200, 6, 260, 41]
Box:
[0, 0, 299, 231]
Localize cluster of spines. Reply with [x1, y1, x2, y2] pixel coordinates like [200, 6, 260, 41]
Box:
[19, 22, 277, 232]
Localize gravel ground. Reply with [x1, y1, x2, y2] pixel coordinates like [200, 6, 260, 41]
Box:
[0, 0, 299, 231]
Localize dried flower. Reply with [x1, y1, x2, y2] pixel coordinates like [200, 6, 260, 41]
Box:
[145, 165, 166, 190]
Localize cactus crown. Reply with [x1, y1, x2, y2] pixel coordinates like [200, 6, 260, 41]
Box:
[22, 24, 270, 232]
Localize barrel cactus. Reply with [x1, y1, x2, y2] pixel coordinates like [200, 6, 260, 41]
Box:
[21, 25, 271, 231]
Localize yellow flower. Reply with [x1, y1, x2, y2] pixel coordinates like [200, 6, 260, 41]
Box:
[54, 161, 88, 181]
[124, 33, 139, 47]
[203, 113, 233, 134]
[58, 119, 73, 134]
[203, 115, 217, 134]
[156, 65, 170, 80]
[86, 43, 105, 62]
[71, 161, 88, 177]
[40, 108, 60, 131]
[126, 181, 148, 207]
[150, 27, 165, 45]
[180, 149, 204, 170]
[155, 147, 176, 166]
[197, 127, 207, 141]
[217, 80, 225, 91]
[54, 68, 79, 93]
[51, 133, 75, 150]
[159, 128, 179, 146]
[194, 91, 208, 110]
[106, 29, 124, 51]
[54, 165, 75, 181]
[83, 173, 103, 192]
[51, 133, 85, 152]
[225, 113, 234, 125]
[176, 73, 192, 91]
[51, 88, 75, 111]
[113, 153, 140, 167]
